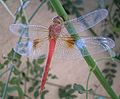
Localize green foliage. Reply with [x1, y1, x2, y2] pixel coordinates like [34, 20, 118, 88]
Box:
[47, 0, 84, 16]
[0, 63, 4, 69]
[0, 81, 24, 98]
[112, 8, 120, 29]
[102, 61, 117, 85]
[58, 84, 77, 99]
[41, 90, 49, 99]
[73, 83, 85, 94]
[73, 83, 93, 94]
[10, 77, 20, 85]
[100, 0, 120, 87]
[3, 49, 21, 66]
[34, 89, 39, 98]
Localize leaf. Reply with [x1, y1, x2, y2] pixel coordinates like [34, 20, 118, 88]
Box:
[102, 68, 109, 73]
[51, 75, 58, 79]
[16, 86, 24, 98]
[41, 90, 49, 99]
[33, 59, 37, 66]
[68, 89, 75, 94]
[28, 86, 34, 93]
[58, 84, 77, 99]
[4, 60, 10, 65]
[7, 86, 24, 98]
[110, 69, 117, 73]
[8, 49, 21, 60]
[111, 63, 117, 67]
[105, 74, 116, 78]
[0, 63, 4, 69]
[58, 88, 66, 98]
[73, 83, 85, 94]
[39, 67, 44, 78]
[13, 67, 20, 75]
[34, 65, 41, 73]
[34, 89, 40, 98]
[30, 68, 35, 75]
[21, 16, 27, 24]
[33, 80, 39, 86]
[37, 55, 46, 64]
[112, 27, 120, 32]
[10, 77, 20, 85]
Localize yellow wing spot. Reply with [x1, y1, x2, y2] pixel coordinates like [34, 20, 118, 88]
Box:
[64, 37, 75, 48]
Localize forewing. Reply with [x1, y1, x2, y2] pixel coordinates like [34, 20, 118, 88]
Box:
[63, 9, 108, 34]
[9, 24, 49, 59]
[9, 23, 49, 40]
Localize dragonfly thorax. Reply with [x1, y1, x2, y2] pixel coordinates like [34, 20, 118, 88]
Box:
[49, 23, 62, 39]
[48, 16, 63, 39]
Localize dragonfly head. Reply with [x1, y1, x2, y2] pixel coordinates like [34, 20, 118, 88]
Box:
[52, 16, 63, 25]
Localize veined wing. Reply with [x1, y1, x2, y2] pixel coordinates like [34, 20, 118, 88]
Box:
[54, 36, 115, 60]
[63, 9, 108, 34]
[14, 38, 49, 59]
[10, 24, 49, 58]
[9, 23, 49, 39]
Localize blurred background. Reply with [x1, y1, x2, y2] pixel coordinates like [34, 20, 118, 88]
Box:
[0, 0, 120, 99]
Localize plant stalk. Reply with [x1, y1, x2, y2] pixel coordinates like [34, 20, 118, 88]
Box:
[49, 0, 118, 99]
[28, 0, 47, 23]
[0, 0, 15, 19]
[2, 65, 14, 99]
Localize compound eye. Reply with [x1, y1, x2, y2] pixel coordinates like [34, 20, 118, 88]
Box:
[52, 16, 63, 24]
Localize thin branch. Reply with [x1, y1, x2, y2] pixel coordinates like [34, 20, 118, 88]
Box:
[20, 0, 29, 24]
[86, 71, 92, 99]
[28, 0, 48, 23]
[2, 65, 14, 99]
[0, 0, 15, 19]
[28, 76, 63, 88]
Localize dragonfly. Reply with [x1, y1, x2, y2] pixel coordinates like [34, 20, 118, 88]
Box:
[9, 9, 115, 93]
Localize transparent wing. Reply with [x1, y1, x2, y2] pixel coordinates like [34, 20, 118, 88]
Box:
[9, 23, 49, 39]
[54, 37, 115, 60]
[63, 9, 108, 34]
[10, 24, 49, 59]
[14, 39, 49, 59]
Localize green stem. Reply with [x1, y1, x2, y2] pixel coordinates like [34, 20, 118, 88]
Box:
[49, 0, 119, 99]
[86, 71, 92, 99]
[20, 0, 29, 24]
[108, 1, 114, 27]
[2, 65, 14, 99]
